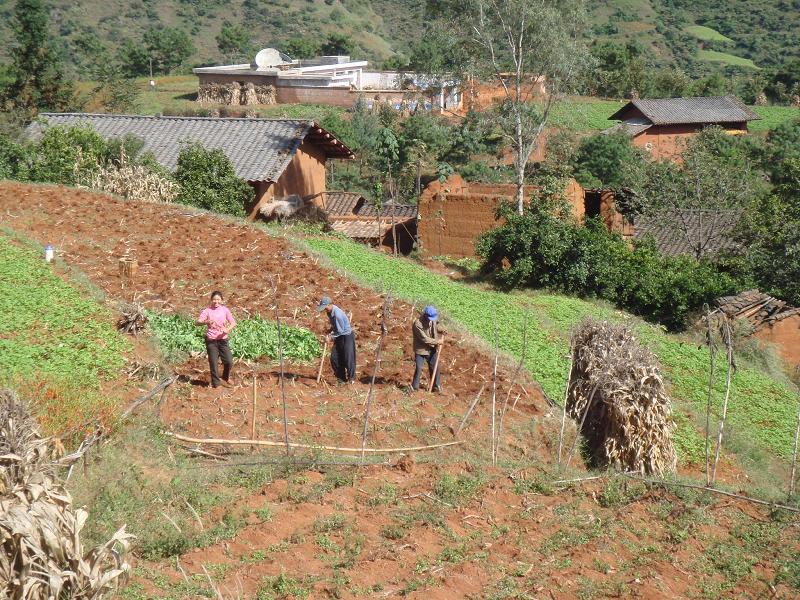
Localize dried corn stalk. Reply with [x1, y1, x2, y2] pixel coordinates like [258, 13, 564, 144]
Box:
[117, 301, 148, 334]
[566, 320, 677, 475]
[88, 150, 177, 203]
[199, 81, 275, 106]
[0, 389, 133, 599]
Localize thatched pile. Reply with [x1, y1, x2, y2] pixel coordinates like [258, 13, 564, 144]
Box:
[117, 301, 148, 334]
[566, 320, 677, 475]
[0, 389, 133, 598]
[89, 150, 177, 203]
[198, 82, 276, 106]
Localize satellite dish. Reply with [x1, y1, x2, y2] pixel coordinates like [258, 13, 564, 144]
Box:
[254, 48, 287, 69]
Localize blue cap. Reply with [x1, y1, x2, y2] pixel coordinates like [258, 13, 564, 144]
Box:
[424, 306, 438, 320]
[316, 296, 332, 312]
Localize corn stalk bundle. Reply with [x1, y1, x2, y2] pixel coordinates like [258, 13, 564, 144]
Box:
[566, 320, 677, 475]
[117, 301, 148, 334]
[89, 150, 177, 204]
[254, 84, 276, 105]
[0, 389, 133, 599]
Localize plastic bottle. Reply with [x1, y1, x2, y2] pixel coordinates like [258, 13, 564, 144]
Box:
[45, 244, 54, 263]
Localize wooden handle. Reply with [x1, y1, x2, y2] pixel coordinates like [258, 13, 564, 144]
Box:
[317, 339, 329, 383]
[428, 339, 444, 392]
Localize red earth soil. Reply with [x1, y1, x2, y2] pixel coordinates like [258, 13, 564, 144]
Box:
[2, 182, 796, 599]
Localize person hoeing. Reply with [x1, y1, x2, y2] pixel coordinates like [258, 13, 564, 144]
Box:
[411, 305, 444, 392]
[316, 296, 356, 384]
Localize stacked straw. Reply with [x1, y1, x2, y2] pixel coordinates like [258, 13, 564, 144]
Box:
[89, 150, 177, 204]
[0, 389, 133, 598]
[566, 320, 677, 475]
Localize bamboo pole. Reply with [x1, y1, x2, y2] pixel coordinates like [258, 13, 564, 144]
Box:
[557, 342, 575, 469]
[491, 323, 499, 466]
[428, 337, 444, 393]
[167, 432, 463, 454]
[789, 377, 800, 498]
[251, 374, 257, 448]
[454, 384, 486, 437]
[361, 294, 391, 463]
[711, 317, 734, 486]
[704, 305, 717, 487]
[271, 277, 290, 456]
[316, 339, 329, 383]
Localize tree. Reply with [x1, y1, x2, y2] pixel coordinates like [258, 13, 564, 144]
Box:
[321, 34, 355, 56]
[88, 63, 140, 113]
[571, 131, 644, 189]
[216, 22, 252, 61]
[27, 125, 108, 186]
[283, 37, 320, 60]
[622, 127, 763, 260]
[435, 0, 589, 214]
[762, 119, 800, 185]
[174, 143, 253, 217]
[119, 26, 195, 76]
[2, 0, 74, 115]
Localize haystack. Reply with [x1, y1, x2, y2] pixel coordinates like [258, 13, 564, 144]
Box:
[0, 389, 133, 598]
[566, 320, 677, 475]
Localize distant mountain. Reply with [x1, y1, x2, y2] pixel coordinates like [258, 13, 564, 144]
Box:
[0, 0, 796, 76]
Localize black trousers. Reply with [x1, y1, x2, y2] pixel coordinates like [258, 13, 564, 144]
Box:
[206, 338, 233, 387]
[412, 349, 441, 391]
[330, 332, 356, 382]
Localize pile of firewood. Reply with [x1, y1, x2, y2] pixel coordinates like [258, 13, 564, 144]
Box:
[117, 301, 148, 334]
[0, 389, 133, 599]
[567, 319, 677, 475]
[198, 82, 276, 106]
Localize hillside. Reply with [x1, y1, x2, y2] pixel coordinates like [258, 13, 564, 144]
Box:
[0, 0, 797, 75]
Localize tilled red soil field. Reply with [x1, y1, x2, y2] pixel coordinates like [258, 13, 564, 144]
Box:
[2, 182, 798, 600]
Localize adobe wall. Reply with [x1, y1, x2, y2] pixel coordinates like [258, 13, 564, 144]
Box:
[247, 141, 327, 219]
[754, 316, 800, 367]
[417, 174, 585, 258]
[633, 125, 700, 162]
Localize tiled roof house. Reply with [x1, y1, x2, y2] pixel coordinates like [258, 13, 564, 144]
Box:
[27, 113, 353, 218]
[633, 208, 742, 259]
[604, 96, 760, 161]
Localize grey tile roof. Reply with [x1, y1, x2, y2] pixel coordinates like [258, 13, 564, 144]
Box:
[716, 290, 800, 330]
[633, 208, 742, 258]
[330, 219, 390, 239]
[323, 191, 364, 216]
[323, 191, 418, 219]
[28, 113, 351, 182]
[609, 96, 760, 126]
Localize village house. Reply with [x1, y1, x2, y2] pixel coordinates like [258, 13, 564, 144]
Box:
[317, 191, 417, 254]
[27, 113, 354, 219]
[194, 48, 462, 112]
[604, 96, 760, 161]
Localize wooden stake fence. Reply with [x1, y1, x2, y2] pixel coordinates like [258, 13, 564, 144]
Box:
[711, 317, 735, 486]
[360, 294, 392, 463]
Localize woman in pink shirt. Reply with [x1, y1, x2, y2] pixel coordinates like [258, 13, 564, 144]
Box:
[197, 290, 237, 388]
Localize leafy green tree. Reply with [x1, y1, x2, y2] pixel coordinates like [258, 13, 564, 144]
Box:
[283, 37, 320, 59]
[572, 131, 644, 189]
[216, 22, 252, 61]
[174, 143, 253, 217]
[762, 119, 800, 185]
[119, 26, 195, 76]
[28, 125, 108, 185]
[587, 41, 649, 98]
[739, 159, 800, 305]
[89, 63, 140, 113]
[321, 34, 355, 56]
[0, 135, 32, 181]
[2, 0, 74, 115]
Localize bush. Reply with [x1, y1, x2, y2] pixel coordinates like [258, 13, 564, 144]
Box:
[27, 125, 108, 185]
[477, 200, 741, 330]
[173, 143, 253, 217]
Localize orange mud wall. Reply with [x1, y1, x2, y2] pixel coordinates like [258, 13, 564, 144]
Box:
[754, 317, 800, 367]
[247, 141, 327, 219]
[632, 124, 748, 162]
[417, 175, 584, 258]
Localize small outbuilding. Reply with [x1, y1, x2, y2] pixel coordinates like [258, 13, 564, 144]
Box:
[27, 113, 354, 219]
[604, 96, 760, 161]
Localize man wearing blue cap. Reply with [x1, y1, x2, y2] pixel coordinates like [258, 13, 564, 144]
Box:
[411, 305, 444, 392]
[316, 296, 356, 384]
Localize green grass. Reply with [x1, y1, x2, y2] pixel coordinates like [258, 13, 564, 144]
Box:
[304, 236, 800, 469]
[749, 106, 800, 132]
[698, 49, 759, 69]
[0, 234, 130, 434]
[548, 98, 624, 131]
[686, 25, 733, 43]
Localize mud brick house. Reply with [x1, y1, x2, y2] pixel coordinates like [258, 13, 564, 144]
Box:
[604, 96, 760, 162]
[417, 174, 585, 259]
[28, 113, 353, 219]
[715, 290, 800, 367]
[318, 191, 417, 254]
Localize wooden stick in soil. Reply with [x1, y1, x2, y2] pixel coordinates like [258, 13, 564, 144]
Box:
[251, 373, 257, 450]
[454, 384, 486, 437]
[496, 314, 529, 457]
[361, 294, 392, 463]
[168, 432, 463, 454]
[711, 317, 734, 486]
[491, 322, 499, 466]
[316, 339, 329, 383]
[557, 343, 575, 469]
[704, 305, 717, 487]
[271, 277, 290, 456]
[428, 337, 444, 393]
[789, 378, 800, 498]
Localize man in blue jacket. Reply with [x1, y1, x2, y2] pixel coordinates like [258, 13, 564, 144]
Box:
[317, 296, 356, 384]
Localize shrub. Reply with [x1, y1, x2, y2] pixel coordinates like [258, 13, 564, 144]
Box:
[477, 201, 741, 330]
[173, 143, 253, 217]
[27, 125, 108, 185]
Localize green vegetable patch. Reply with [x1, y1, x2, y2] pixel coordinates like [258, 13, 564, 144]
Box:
[0, 234, 130, 434]
[147, 312, 321, 363]
[305, 236, 800, 466]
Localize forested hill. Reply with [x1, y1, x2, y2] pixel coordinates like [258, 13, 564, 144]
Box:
[0, 0, 797, 76]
